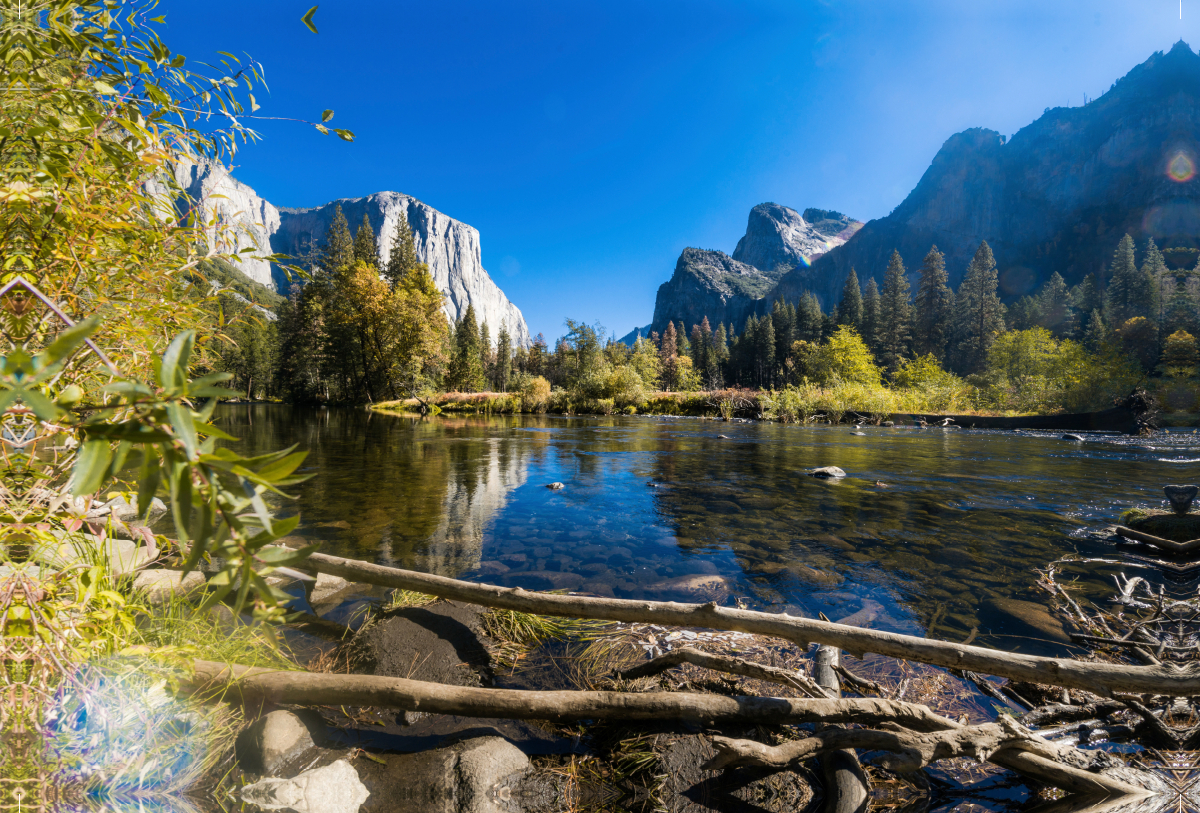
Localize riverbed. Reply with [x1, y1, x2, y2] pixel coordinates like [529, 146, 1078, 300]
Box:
[214, 404, 1200, 654]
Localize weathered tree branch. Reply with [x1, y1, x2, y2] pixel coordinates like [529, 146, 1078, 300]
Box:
[277, 549, 1198, 696]
[617, 646, 833, 698]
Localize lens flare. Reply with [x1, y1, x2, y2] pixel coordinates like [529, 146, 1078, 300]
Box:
[1169, 151, 1195, 182]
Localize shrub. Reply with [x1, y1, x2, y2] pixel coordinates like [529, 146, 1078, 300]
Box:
[520, 375, 552, 412]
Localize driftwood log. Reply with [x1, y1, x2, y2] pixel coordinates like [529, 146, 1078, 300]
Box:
[279, 549, 1199, 696]
[187, 660, 1151, 798]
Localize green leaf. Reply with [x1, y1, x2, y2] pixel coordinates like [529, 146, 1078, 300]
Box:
[334, 128, 355, 142]
[254, 543, 317, 564]
[136, 456, 161, 521]
[301, 5, 319, 33]
[166, 403, 198, 460]
[159, 331, 196, 393]
[93, 80, 118, 95]
[314, 123, 329, 135]
[40, 316, 101, 368]
[249, 93, 260, 112]
[20, 389, 59, 422]
[70, 440, 113, 496]
[321, 109, 333, 122]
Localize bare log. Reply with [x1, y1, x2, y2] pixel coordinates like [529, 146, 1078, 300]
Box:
[186, 660, 959, 731]
[815, 645, 870, 813]
[281, 549, 1198, 696]
[617, 646, 832, 698]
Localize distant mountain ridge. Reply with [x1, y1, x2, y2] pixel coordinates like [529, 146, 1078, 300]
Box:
[629, 41, 1200, 339]
[169, 159, 531, 346]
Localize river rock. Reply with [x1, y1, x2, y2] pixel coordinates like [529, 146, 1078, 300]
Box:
[787, 564, 844, 587]
[102, 494, 168, 524]
[546, 482, 565, 490]
[809, 466, 846, 478]
[644, 573, 731, 600]
[307, 573, 351, 606]
[504, 570, 583, 591]
[1165, 484, 1199, 514]
[237, 710, 320, 776]
[132, 569, 205, 604]
[241, 759, 369, 813]
[981, 598, 1074, 644]
[355, 736, 529, 813]
[1061, 434, 1085, 441]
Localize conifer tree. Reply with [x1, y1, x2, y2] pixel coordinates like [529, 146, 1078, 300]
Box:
[448, 305, 485, 392]
[1083, 308, 1108, 352]
[837, 268, 863, 331]
[877, 250, 912, 372]
[913, 245, 953, 360]
[385, 213, 422, 288]
[495, 323, 512, 391]
[757, 311, 776, 387]
[1036, 272, 1074, 337]
[319, 204, 355, 280]
[1105, 234, 1154, 328]
[799, 293, 824, 343]
[738, 315, 757, 386]
[676, 321, 689, 358]
[861, 277, 881, 353]
[951, 241, 1005, 374]
[771, 301, 794, 371]
[1071, 273, 1104, 335]
[479, 321, 492, 385]
[352, 212, 377, 267]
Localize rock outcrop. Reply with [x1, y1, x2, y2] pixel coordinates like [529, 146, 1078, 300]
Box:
[273, 194, 529, 345]
[779, 40, 1200, 308]
[168, 161, 530, 346]
[732, 203, 861, 274]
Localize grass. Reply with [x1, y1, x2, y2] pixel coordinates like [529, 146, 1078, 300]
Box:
[481, 607, 618, 671]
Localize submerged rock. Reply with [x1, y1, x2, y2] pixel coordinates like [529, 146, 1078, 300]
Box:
[809, 466, 846, 478]
[132, 569, 205, 604]
[237, 710, 320, 776]
[1062, 434, 1085, 441]
[981, 598, 1074, 644]
[241, 759, 369, 813]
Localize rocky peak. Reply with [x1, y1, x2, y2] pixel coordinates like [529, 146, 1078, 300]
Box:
[732, 203, 862, 274]
[163, 160, 530, 346]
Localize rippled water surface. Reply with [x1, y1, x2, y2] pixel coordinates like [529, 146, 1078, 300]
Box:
[215, 405, 1200, 653]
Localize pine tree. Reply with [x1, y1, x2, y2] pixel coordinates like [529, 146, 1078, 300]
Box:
[1036, 272, 1074, 337]
[1105, 234, 1154, 328]
[799, 293, 824, 343]
[951, 241, 1005, 374]
[837, 268, 863, 331]
[353, 212, 377, 267]
[479, 321, 492, 386]
[1083, 308, 1108, 352]
[771, 301, 793, 373]
[913, 246, 953, 360]
[495, 322, 512, 391]
[319, 204, 355, 280]
[877, 250, 912, 372]
[713, 322, 729, 385]
[737, 315, 757, 386]
[385, 212, 422, 287]
[676, 321, 689, 358]
[1071, 273, 1104, 335]
[861, 277, 881, 353]
[448, 304, 484, 391]
[757, 312, 776, 387]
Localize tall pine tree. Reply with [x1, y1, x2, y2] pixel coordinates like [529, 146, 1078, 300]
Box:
[319, 204, 354, 281]
[448, 304, 485, 392]
[861, 277, 881, 354]
[951, 241, 1005, 374]
[353, 212, 377, 267]
[913, 245, 953, 360]
[837, 268, 863, 331]
[1036, 272, 1074, 337]
[799, 293, 824, 343]
[877, 250, 912, 372]
[385, 212, 422, 288]
[1105, 233, 1154, 329]
[495, 323, 512, 392]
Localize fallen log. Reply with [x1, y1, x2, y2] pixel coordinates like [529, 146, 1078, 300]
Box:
[617, 646, 832, 698]
[186, 660, 960, 731]
[279, 549, 1200, 697]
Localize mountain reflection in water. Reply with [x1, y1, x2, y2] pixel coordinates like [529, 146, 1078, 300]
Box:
[214, 405, 1200, 654]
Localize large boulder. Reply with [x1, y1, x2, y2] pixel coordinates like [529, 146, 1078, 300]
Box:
[356, 737, 529, 813]
[241, 759, 369, 813]
[237, 710, 322, 776]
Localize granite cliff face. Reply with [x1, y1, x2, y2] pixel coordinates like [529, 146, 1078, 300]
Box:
[778, 40, 1200, 308]
[622, 203, 861, 342]
[170, 160, 530, 345]
[273, 194, 530, 346]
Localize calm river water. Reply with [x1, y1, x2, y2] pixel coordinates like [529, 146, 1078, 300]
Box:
[214, 405, 1200, 654]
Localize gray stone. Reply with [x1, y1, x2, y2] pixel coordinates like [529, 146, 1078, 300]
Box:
[103, 495, 167, 524]
[1062, 434, 1085, 441]
[241, 759, 368, 813]
[809, 466, 847, 478]
[306, 572, 350, 606]
[355, 737, 529, 813]
[38, 535, 154, 575]
[546, 482, 565, 490]
[1165, 484, 1199, 515]
[238, 710, 319, 776]
[732, 203, 861, 278]
[157, 159, 530, 345]
[132, 569, 205, 604]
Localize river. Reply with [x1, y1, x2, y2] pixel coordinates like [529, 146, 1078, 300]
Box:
[214, 404, 1200, 655]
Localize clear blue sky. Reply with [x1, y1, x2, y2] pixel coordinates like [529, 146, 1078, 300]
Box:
[160, 0, 1194, 340]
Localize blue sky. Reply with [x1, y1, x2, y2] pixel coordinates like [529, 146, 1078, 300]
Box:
[161, 0, 1195, 340]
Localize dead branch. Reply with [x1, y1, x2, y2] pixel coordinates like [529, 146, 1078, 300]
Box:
[616, 646, 833, 698]
[186, 660, 960, 731]
[831, 664, 886, 698]
[815, 644, 870, 813]
[276, 549, 1200, 696]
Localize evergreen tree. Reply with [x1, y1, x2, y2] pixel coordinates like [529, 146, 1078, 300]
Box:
[913, 245, 953, 360]
[737, 315, 757, 386]
[1071, 273, 1104, 335]
[861, 277, 881, 353]
[448, 304, 485, 391]
[757, 312, 776, 387]
[837, 268, 863, 331]
[385, 213, 422, 287]
[1007, 295, 1040, 332]
[1036, 272, 1074, 337]
[319, 203, 355, 280]
[660, 321, 678, 390]
[495, 323, 512, 391]
[877, 250, 912, 372]
[951, 241, 1005, 374]
[1083, 308, 1108, 352]
[479, 320, 492, 386]
[676, 320, 689, 358]
[799, 293, 824, 343]
[353, 212, 377, 267]
[1105, 234, 1154, 328]
[771, 301, 794, 374]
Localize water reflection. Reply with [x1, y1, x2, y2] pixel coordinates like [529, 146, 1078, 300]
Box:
[214, 406, 1200, 651]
